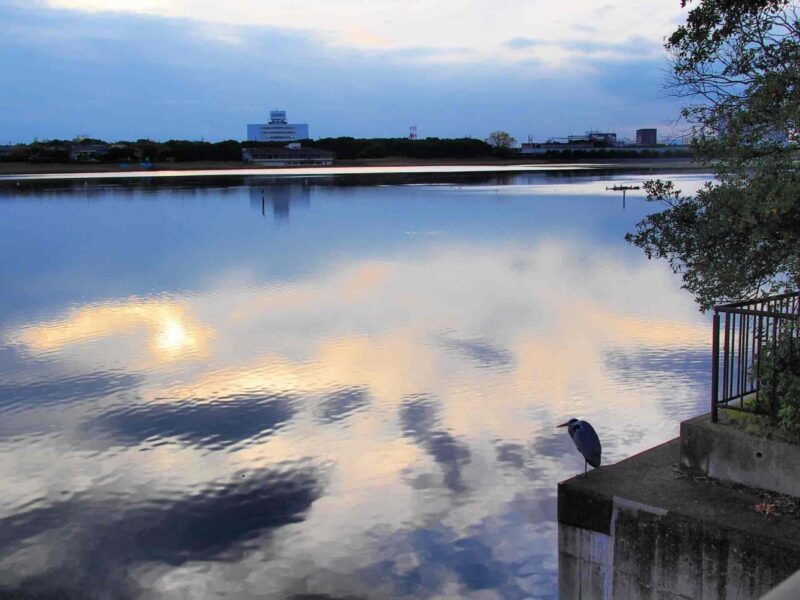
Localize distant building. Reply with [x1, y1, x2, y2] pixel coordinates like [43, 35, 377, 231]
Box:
[636, 128, 658, 146]
[247, 110, 309, 142]
[519, 141, 689, 155]
[517, 127, 690, 155]
[242, 143, 334, 166]
[69, 143, 110, 162]
[567, 131, 617, 147]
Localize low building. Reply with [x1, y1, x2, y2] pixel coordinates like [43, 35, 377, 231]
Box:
[247, 110, 309, 142]
[69, 143, 110, 162]
[636, 128, 658, 146]
[242, 143, 334, 166]
[0, 145, 19, 159]
[567, 131, 617, 147]
[519, 142, 689, 155]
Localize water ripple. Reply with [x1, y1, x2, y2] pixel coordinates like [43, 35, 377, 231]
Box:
[0, 462, 324, 597]
[83, 392, 298, 450]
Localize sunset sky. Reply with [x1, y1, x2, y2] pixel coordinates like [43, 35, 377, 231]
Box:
[2, 1, 689, 142]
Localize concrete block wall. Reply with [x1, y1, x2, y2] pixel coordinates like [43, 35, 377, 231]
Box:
[680, 415, 800, 498]
[558, 524, 612, 599]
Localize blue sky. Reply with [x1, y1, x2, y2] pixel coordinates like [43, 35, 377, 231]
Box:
[1, 1, 689, 143]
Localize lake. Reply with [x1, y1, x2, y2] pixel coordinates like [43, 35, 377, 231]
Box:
[0, 168, 711, 599]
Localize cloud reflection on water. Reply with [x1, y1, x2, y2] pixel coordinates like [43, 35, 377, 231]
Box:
[0, 462, 323, 598]
[0, 177, 712, 598]
[12, 298, 214, 365]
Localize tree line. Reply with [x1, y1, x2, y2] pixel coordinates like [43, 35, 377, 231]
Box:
[1, 137, 500, 163]
[1, 135, 690, 163]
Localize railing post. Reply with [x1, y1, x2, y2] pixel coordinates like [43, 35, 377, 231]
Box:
[711, 312, 720, 422]
[712, 292, 799, 420]
[771, 316, 779, 422]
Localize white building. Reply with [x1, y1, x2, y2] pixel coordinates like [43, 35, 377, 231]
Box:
[247, 110, 309, 142]
[242, 143, 334, 166]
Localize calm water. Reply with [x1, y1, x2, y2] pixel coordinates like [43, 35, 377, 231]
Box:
[0, 170, 711, 599]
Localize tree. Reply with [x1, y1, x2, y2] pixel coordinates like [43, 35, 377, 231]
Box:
[485, 131, 517, 149]
[626, 0, 800, 311]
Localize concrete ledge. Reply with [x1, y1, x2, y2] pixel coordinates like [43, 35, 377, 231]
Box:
[680, 414, 800, 497]
[558, 439, 800, 599]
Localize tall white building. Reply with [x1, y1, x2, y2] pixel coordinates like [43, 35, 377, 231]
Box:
[247, 110, 309, 142]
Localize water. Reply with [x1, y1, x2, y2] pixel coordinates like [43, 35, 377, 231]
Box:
[0, 169, 711, 599]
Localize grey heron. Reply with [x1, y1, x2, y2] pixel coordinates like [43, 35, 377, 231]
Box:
[557, 418, 602, 475]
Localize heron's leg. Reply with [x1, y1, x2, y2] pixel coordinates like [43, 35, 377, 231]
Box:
[584, 461, 587, 476]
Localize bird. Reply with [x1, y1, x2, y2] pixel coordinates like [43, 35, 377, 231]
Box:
[557, 418, 602, 475]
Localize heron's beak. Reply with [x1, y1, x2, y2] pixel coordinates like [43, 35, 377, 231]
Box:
[556, 421, 570, 428]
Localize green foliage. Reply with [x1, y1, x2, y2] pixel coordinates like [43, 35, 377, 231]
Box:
[627, 0, 800, 310]
[106, 145, 132, 162]
[628, 172, 800, 310]
[26, 140, 69, 163]
[357, 142, 388, 159]
[486, 131, 517, 156]
[749, 322, 800, 432]
[721, 405, 800, 443]
[0, 145, 31, 162]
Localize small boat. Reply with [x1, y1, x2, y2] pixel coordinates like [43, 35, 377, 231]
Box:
[605, 185, 640, 191]
[605, 184, 641, 209]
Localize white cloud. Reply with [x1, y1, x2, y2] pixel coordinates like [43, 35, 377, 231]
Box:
[44, 0, 688, 67]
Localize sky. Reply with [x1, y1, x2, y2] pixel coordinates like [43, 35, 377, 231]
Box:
[0, 1, 690, 143]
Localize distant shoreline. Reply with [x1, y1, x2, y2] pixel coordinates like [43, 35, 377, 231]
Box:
[0, 157, 706, 177]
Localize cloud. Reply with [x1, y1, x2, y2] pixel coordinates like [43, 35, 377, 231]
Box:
[316, 387, 371, 424]
[42, 0, 686, 66]
[0, 3, 684, 141]
[506, 37, 538, 50]
[11, 298, 214, 366]
[399, 395, 472, 493]
[85, 392, 297, 449]
[0, 463, 323, 597]
[0, 370, 142, 415]
[436, 332, 515, 370]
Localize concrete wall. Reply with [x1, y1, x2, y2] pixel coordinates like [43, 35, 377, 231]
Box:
[679, 415, 800, 497]
[612, 504, 793, 599]
[559, 495, 798, 599]
[559, 524, 612, 599]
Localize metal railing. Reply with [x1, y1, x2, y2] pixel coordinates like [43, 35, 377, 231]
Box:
[711, 291, 800, 422]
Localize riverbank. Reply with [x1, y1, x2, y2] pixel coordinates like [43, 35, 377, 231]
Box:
[0, 157, 704, 177]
